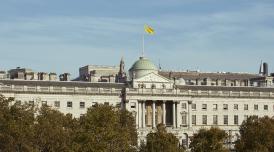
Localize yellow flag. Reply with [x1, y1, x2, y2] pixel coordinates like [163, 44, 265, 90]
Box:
[144, 24, 155, 35]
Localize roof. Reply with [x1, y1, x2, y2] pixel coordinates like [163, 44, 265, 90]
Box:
[129, 57, 157, 71]
[159, 71, 262, 80]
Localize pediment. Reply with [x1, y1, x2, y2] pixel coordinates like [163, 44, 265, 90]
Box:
[134, 72, 171, 83]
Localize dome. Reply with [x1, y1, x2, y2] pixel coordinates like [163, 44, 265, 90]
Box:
[130, 57, 157, 71]
[129, 57, 158, 79]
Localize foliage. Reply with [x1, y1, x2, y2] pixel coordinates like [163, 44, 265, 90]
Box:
[189, 127, 229, 152]
[73, 104, 137, 152]
[0, 95, 138, 152]
[0, 95, 36, 151]
[140, 124, 185, 152]
[235, 116, 274, 152]
[33, 106, 77, 152]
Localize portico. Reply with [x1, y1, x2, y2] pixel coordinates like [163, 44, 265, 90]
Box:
[137, 100, 181, 128]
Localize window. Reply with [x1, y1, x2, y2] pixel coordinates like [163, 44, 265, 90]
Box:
[202, 115, 207, 125]
[42, 101, 47, 106]
[54, 101, 60, 108]
[213, 104, 218, 110]
[15, 100, 21, 105]
[67, 101, 72, 108]
[80, 102, 85, 108]
[29, 101, 34, 106]
[182, 103, 187, 109]
[116, 102, 121, 108]
[234, 115, 238, 125]
[213, 115, 218, 125]
[104, 102, 109, 105]
[130, 102, 136, 108]
[224, 115, 228, 125]
[244, 115, 248, 121]
[234, 104, 238, 110]
[192, 115, 196, 125]
[223, 104, 228, 110]
[92, 102, 97, 107]
[192, 104, 196, 110]
[244, 104, 248, 110]
[202, 104, 207, 110]
[264, 105, 268, 110]
[254, 104, 258, 110]
[182, 113, 187, 125]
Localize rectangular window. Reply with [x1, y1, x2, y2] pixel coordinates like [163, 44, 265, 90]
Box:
[130, 102, 136, 108]
[67, 101, 72, 108]
[223, 104, 228, 110]
[244, 104, 248, 110]
[234, 104, 238, 110]
[29, 100, 34, 106]
[202, 115, 207, 125]
[15, 100, 21, 105]
[182, 103, 187, 109]
[54, 101, 60, 108]
[192, 115, 196, 125]
[234, 115, 238, 125]
[104, 102, 109, 105]
[92, 102, 97, 107]
[192, 104, 196, 110]
[213, 104, 218, 110]
[182, 113, 187, 125]
[213, 115, 218, 125]
[224, 115, 228, 125]
[116, 102, 121, 108]
[80, 102, 85, 108]
[264, 105, 268, 110]
[202, 104, 207, 110]
[254, 104, 258, 110]
[42, 101, 47, 106]
[244, 115, 248, 121]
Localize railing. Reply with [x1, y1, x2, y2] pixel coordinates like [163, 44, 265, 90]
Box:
[0, 85, 121, 95]
[127, 88, 274, 98]
[1, 84, 274, 98]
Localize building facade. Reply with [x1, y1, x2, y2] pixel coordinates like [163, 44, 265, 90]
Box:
[0, 57, 274, 149]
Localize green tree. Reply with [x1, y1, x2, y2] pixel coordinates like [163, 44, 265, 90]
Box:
[189, 127, 229, 152]
[235, 116, 274, 152]
[33, 106, 77, 152]
[140, 124, 185, 152]
[0, 95, 36, 152]
[73, 104, 137, 152]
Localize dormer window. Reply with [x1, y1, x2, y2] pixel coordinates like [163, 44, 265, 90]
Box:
[141, 83, 145, 88]
[162, 84, 166, 89]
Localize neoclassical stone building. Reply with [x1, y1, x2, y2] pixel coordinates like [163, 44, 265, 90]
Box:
[0, 56, 274, 148]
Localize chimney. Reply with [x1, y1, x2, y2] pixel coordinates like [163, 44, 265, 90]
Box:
[263, 62, 268, 76]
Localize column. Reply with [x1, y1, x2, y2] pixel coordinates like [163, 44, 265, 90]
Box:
[138, 101, 142, 128]
[176, 101, 181, 128]
[188, 100, 192, 128]
[173, 101, 176, 128]
[163, 101, 166, 126]
[142, 101, 146, 128]
[152, 101, 156, 128]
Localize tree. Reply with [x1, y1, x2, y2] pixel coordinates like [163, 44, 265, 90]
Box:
[235, 116, 274, 152]
[0, 95, 36, 152]
[189, 127, 229, 152]
[33, 106, 77, 152]
[73, 104, 137, 152]
[0, 95, 137, 152]
[140, 124, 185, 152]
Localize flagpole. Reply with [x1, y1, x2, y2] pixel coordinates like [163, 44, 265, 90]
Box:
[142, 33, 145, 57]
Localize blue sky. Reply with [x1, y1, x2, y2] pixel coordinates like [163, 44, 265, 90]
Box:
[1, 0, 274, 77]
